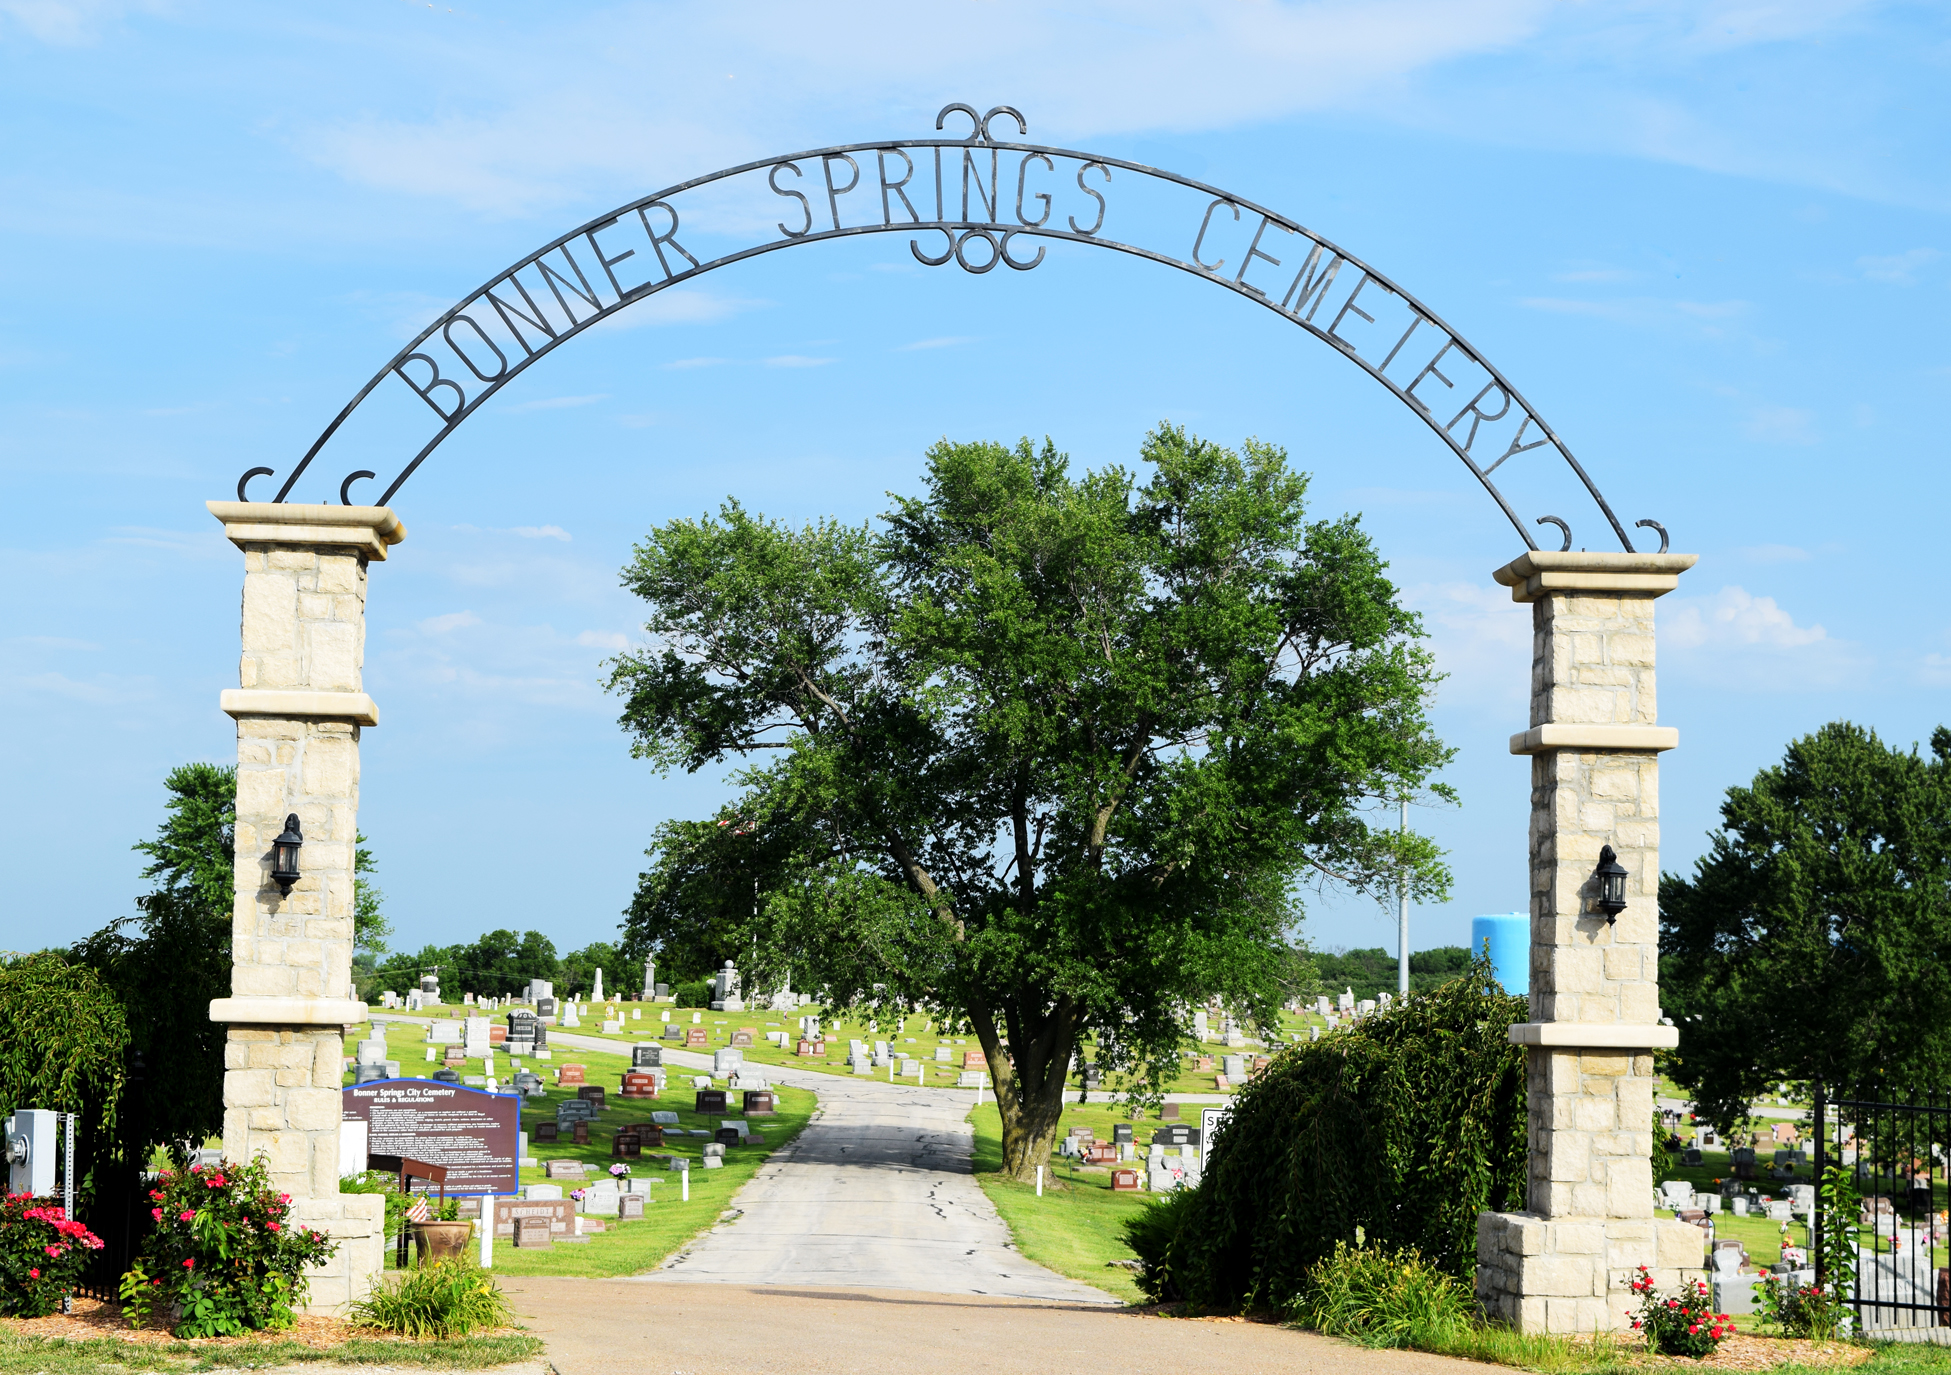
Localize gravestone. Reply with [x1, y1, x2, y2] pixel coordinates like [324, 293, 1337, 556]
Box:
[957, 1071, 984, 1088]
[934, 1045, 951, 1063]
[515, 1216, 553, 1248]
[685, 1028, 709, 1048]
[636, 1125, 665, 1147]
[798, 1039, 826, 1056]
[714, 1127, 742, 1146]
[619, 1193, 646, 1220]
[744, 1090, 776, 1115]
[662, 1024, 683, 1041]
[431, 1068, 461, 1084]
[559, 1064, 587, 1086]
[714, 1047, 744, 1076]
[535, 1121, 559, 1142]
[601, 1019, 623, 1034]
[963, 1049, 987, 1069]
[621, 1072, 660, 1099]
[578, 1085, 606, 1106]
[1113, 1125, 1134, 1144]
[536, 997, 556, 1018]
[1160, 1103, 1180, 1120]
[1221, 1054, 1246, 1079]
[696, 1089, 728, 1113]
[572, 1121, 589, 1145]
[545, 1159, 587, 1179]
[1112, 1169, 1140, 1191]
[730, 1029, 755, 1048]
[632, 1044, 663, 1069]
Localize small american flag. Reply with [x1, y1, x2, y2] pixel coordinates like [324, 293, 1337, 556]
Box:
[405, 1196, 431, 1222]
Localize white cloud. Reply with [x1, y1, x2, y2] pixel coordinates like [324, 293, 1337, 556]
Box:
[507, 395, 608, 413]
[593, 288, 767, 331]
[1663, 586, 1867, 691]
[0, 0, 163, 45]
[512, 525, 572, 541]
[1742, 406, 1818, 445]
[1402, 580, 1532, 714]
[1858, 248, 1939, 284]
[1665, 585, 1826, 651]
[576, 630, 629, 650]
[898, 336, 974, 351]
[417, 610, 482, 635]
[765, 355, 834, 368]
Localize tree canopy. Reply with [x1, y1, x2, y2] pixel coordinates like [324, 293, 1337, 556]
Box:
[1661, 721, 1951, 1127]
[607, 427, 1452, 1177]
[1313, 945, 1474, 1004]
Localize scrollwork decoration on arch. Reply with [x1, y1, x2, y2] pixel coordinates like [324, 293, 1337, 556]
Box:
[243, 103, 1661, 554]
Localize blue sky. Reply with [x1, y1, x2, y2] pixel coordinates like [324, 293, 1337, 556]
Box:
[3, 1, 1947, 964]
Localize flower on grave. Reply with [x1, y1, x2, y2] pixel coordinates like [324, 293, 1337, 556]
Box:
[610, 1164, 630, 1177]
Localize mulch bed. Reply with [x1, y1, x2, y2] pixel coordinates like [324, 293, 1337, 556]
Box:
[1603, 1333, 1873, 1370]
[0, 1296, 521, 1350]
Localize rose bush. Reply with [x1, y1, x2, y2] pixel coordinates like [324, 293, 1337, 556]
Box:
[120, 1156, 335, 1336]
[1628, 1266, 1734, 1358]
[0, 1192, 105, 1317]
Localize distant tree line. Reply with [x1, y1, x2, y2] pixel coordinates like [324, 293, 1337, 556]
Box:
[361, 932, 623, 1001]
[1310, 945, 1473, 1004]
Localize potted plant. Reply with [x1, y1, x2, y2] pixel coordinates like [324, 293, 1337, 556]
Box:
[408, 1198, 471, 1266]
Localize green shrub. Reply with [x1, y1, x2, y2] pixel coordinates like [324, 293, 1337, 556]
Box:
[671, 980, 712, 1009]
[1759, 1272, 1849, 1340]
[1289, 1238, 1476, 1346]
[120, 1155, 336, 1336]
[1152, 953, 1526, 1311]
[1628, 1266, 1732, 1357]
[1121, 1184, 1200, 1302]
[350, 1259, 515, 1338]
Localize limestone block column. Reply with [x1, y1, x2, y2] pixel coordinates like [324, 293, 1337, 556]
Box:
[205, 501, 404, 1316]
[1475, 551, 1699, 1334]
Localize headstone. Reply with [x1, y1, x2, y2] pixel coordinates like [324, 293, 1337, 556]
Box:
[619, 1193, 646, 1220]
[578, 1085, 606, 1106]
[963, 1049, 987, 1069]
[545, 1159, 587, 1179]
[572, 1120, 589, 1145]
[431, 1068, 461, 1084]
[798, 1039, 826, 1056]
[537, 996, 557, 1018]
[621, 1072, 660, 1099]
[696, 1089, 728, 1113]
[602, 1020, 623, 1034]
[1112, 1168, 1140, 1191]
[1221, 1054, 1246, 1079]
[663, 1024, 684, 1041]
[1113, 1124, 1134, 1144]
[535, 1120, 559, 1142]
[731, 1028, 755, 1047]
[559, 1063, 587, 1085]
[515, 1215, 553, 1248]
[744, 1090, 776, 1115]
[560, 1002, 581, 1028]
[1160, 1102, 1180, 1120]
[714, 1047, 744, 1075]
[686, 1028, 709, 1048]
[710, 959, 744, 1012]
[934, 1045, 951, 1063]
[957, 1071, 984, 1087]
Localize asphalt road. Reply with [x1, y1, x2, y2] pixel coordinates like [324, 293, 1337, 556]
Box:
[382, 1012, 1111, 1302]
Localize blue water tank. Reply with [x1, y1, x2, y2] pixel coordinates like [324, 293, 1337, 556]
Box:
[1471, 912, 1529, 996]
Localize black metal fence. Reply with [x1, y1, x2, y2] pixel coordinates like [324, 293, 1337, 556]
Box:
[1813, 1082, 1949, 1332]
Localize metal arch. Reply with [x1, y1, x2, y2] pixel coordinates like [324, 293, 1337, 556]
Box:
[252, 104, 1658, 553]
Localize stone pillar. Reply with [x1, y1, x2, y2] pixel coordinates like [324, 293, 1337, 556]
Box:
[205, 501, 405, 1316]
[1475, 551, 1699, 1334]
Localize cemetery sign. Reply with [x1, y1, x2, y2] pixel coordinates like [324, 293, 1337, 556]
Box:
[341, 1080, 519, 1196]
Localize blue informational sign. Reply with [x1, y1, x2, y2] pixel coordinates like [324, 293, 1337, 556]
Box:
[1471, 912, 1530, 996]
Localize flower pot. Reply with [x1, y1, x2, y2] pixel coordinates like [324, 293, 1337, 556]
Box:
[409, 1219, 473, 1266]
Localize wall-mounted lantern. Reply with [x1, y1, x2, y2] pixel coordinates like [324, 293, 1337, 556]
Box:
[1593, 844, 1628, 923]
[271, 813, 304, 896]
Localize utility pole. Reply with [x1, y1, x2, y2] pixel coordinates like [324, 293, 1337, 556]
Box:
[1397, 796, 1410, 996]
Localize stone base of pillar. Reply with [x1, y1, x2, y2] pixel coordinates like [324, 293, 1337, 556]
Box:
[1477, 1210, 1702, 1332]
[294, 1193, 386, 1316]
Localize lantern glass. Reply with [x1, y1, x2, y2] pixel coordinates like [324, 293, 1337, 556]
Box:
[271, 812, 303, 896]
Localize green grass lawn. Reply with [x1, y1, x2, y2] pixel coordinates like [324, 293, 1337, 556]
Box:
[0, 1331, 544, 1374]
[344, 1022, 817, 1278]
[967, 1100, 1158, 1305]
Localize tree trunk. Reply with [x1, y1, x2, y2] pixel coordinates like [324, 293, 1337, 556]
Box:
[976, 1001, 1080, 1183]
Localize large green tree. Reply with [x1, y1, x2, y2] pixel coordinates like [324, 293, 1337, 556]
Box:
[72, 762, 235, 1162]
[608, 427, 1452, 1178]
[1661, 721, 1951, 1128]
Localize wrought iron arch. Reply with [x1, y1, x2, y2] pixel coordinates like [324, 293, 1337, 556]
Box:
[248, 102, 1661, 553]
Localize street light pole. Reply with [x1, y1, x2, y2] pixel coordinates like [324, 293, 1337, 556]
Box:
[1398, 796, 1410, 997]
